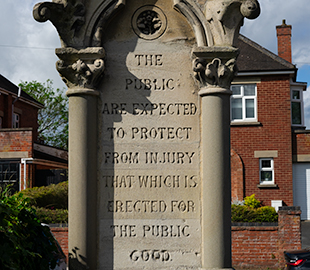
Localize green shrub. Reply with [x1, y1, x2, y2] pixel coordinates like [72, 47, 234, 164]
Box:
[244, 194, 261, 209]
[0, 186, 58, 269]
[15, 181, 68, 209]
[231, 204, 278, 223]
[255, 206, 279, 222]
[35, 207, 68, 224]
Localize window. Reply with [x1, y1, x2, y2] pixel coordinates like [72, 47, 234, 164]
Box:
[231, 84, 257, 122]
[0, 161, 19, 192]
[291, 89, 303, 126]
[13, 113, 19, 128]
[259, 158, 274, 184]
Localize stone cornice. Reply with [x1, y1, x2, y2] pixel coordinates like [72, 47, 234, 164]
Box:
[174, 0, 260, 47]
[204, 0, 260, 47]
[33, 0, 86, 48]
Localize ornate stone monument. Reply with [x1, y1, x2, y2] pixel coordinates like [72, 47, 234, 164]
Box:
[33, 0, 260, 269]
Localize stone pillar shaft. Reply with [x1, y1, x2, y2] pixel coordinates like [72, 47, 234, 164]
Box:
[68, 92, 98, 269]
[200, 90, 232, 269]
[193, 47, 237, 270]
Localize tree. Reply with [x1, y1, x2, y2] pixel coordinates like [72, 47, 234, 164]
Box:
[19, 80, 68, 150]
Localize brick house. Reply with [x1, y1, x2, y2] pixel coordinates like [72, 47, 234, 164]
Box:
[231, 20, 310, 219]
[0, 74, 67, 192]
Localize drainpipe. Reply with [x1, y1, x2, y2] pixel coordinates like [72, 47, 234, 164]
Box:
[12, 86, 22, 128]
[21, 158, 34, 190]
[19, 163, 22, 191]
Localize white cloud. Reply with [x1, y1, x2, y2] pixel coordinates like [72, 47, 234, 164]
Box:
[0, 0, 64, 90]
[1, 0, 310, 126]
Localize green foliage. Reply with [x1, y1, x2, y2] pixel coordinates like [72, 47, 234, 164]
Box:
[255, 206, 279, 222]
[244, 194, 261, 209]
[231, 204, 278, 223]
[34, 207, 68, 224]
[0, 185, 57, 269]
[15, 181, 68, 209]
[19, 80, 68, 150]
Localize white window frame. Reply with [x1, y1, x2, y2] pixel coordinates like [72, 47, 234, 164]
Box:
[291, 88, 304, 127]
[13, 113, 19, 128]
[230, 84, 257, 122]
[259, 158, 274, 185]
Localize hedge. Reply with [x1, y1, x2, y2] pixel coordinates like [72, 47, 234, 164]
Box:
[13, 184, 278, 224]
[15, 181, 68, 209]
[34, 207, 68, 224]
[231, 205, 278, 223]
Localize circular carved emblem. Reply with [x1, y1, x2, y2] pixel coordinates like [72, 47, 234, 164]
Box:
[132, 6, 167, 40]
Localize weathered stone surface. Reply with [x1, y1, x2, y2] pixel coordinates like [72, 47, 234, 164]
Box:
[33, 0, 261, 269]
[97, 2, 200, 268]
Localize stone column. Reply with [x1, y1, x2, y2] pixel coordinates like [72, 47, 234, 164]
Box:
[193, 47, 239, 269]
[56, 47, 105, 270]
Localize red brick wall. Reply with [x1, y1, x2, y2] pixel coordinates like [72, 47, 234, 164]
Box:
[231, 75, 293, 206]
[50, 227, 68, 259]
[232, 225, 279, 268]
[51, 208, 301, 269]
[292, 131, 310, 155]
[0, 94, 13, 128]
[13, 99, 39, 140]
[232, 207, 301, 269]
[0, 129, 33, 156]
[276, 22, 292, 63]
[0, 92, 39, 140]
[231, 149, 244, 201]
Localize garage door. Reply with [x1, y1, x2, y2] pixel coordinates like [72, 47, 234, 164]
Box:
[293, 163, 310, 220]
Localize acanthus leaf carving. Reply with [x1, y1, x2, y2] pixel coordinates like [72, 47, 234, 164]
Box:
[33, 0, 85, 48]
[192, 47, 239, 90]
[56, 47, 105, 91]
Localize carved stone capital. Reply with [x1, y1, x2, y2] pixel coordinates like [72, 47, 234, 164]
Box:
[33, 0, 85, 48]
[56, 47, 105, 94]
[192, 46, 239, 94]
[205, 0, 260, 46]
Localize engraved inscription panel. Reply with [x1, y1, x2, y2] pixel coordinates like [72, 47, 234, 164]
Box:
[98, 2, 199, 269]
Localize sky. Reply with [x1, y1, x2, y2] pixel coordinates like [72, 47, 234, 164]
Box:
[0, 0, 310, 126]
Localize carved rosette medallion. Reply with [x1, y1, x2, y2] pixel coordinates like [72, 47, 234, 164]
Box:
[55, 47, 105, 95]
[132, 5, 167, 40]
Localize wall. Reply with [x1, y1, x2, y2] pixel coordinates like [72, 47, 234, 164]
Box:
[0, 129, 33, 157]
[231, 75, 293, 206]
[50, 226, 68, 259]
[292, 130, 310, 156]
[13, 99, 39, 140]
[0, 129, 34, 189]
[51, 207, 301, 269]
[232, 207, 301, 269]
[0, 93, 39, 140]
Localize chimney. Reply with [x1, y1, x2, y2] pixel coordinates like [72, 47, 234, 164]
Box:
[276, 19, 292, 63]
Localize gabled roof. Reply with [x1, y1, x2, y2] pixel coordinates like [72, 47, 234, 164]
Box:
[236, 34, 296, 74]
[0, 74, 44, 108]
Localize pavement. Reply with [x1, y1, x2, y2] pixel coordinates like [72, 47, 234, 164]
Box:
[301, 221, 310, 249]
